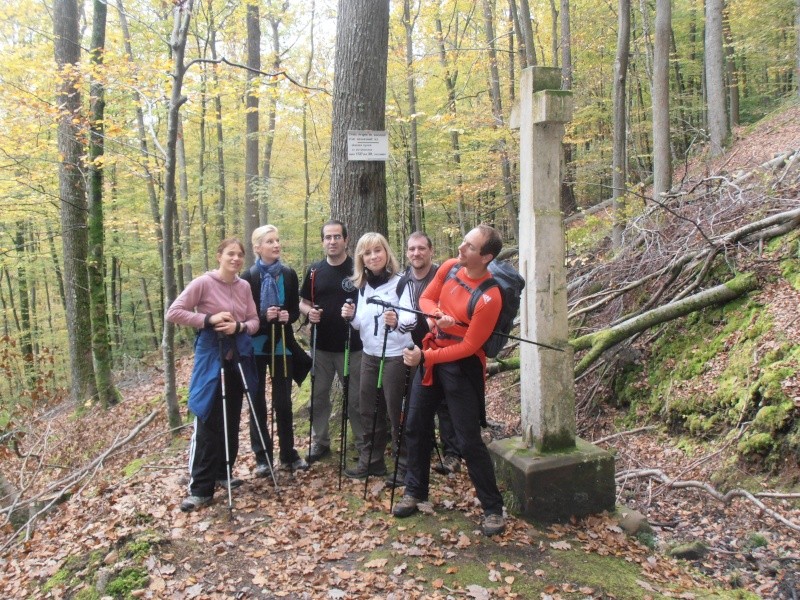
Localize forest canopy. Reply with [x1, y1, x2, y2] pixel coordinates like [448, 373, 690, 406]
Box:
[0, 0, 796, 407]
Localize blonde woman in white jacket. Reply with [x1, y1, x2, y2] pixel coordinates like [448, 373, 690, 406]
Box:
[341, 232, 416, 484]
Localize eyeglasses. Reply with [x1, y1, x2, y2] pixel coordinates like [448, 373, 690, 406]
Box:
[323, 234, 343, 241]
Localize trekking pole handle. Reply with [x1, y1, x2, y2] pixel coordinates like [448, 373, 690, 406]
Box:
[344, 298, 354, 322]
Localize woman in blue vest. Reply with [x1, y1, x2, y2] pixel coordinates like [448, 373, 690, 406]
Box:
[242, 225, 311, 476]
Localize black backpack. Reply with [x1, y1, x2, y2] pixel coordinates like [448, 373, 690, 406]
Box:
[446, 260, 525, 358]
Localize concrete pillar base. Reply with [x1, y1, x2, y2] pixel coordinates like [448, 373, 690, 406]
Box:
[489, 436, 616, 523]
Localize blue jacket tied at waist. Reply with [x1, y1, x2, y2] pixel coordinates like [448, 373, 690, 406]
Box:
[188, 329, 258, 423]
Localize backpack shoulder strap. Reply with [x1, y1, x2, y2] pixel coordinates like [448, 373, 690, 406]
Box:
[396, 270, 410, 298]
[467, 277, 498, 318]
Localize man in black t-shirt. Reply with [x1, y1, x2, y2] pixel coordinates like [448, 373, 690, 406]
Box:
[299, 220, 364, 462]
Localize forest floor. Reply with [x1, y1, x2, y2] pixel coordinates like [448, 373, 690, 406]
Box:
[1, 102, 799, 599]
[0, 355, 787, 600]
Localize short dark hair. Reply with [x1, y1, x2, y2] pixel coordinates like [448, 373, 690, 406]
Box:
[477, 224, 502, 260]
[407, 231, 432, 249]
[320, 219, 347, 240]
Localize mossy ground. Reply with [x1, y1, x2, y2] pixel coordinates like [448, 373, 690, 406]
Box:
[613, 236, 800, 480]
[41, 532, 162, 599]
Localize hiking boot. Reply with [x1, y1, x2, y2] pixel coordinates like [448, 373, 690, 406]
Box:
[482, 513, 505, 536]
[442, 454, 461, 473]
[254, 463, 273, 478]
[392, 495, 420, 518]
[384, 470, 406, 488]
[281, 457, 309, 471]
[180, 495, 212, 512]
[216, 477, 243, 489]
[344, 462, 387, 479]
[306, 444, 331, 463]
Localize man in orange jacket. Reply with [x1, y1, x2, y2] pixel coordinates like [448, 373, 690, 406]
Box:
[393, 224, 506, 536]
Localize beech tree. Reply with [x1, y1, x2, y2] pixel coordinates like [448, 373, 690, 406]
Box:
[88, 0, 118, 407]
[705, 0, 728, 156]
[652, 0, 672, 200]
[161, 0, 196, 431]
[329, 0, 391, 240]
[244, 0, 260, 266]
[611, 0, 630, 249]
[54, 0, 97, 403]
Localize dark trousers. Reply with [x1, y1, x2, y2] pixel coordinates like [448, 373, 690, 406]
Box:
[188, 360, 243, 497]
[436, 401, 460, 458]
[403, 358, 503, 515]
[251, 354, 301, 465]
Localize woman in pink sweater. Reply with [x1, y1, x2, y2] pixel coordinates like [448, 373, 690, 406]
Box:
[166, 239, 260, 512]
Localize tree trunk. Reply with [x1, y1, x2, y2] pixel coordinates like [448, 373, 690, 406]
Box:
[244, 1, 260, 267]
[329, 0, 391, 241]
[177, 118, 192, 287]
[54, 0, 97, 404]
[435, 12, 467, 236]
[705, 0, 728, 156]
[15, 224, 33, 386]
[508, 0, 528, 69]
[209, 19, 227, 241]
[302, 0, 316, 274]
[88, 0, 118, 407]
[612, 0, 630, 249]
[560, 0, 576, 215]
[481, 0, 518, 241]
[197, 73, 210, 271]
[549, 0, 559, 66]
[404, 0, 423, 232]
[652, 0, 672, 201]
[262, 4, 287, 228]
[572, 273, 757, 375]
[723, 9, 739, 129]
[518, 0, 537, 66]
[161, 0, 195, 432]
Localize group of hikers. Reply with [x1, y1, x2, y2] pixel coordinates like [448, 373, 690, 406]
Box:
[165, 219, 507, 536]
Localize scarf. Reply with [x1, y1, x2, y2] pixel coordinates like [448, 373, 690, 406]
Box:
[257, 258, 283, 311]
[365, 268, 391, 290]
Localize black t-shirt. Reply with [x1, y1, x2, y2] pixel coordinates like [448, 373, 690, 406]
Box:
[300, 257, 363, 353]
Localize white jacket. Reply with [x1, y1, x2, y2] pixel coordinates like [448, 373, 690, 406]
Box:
[351, 275, 416, 357]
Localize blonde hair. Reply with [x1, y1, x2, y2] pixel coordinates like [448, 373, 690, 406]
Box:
[252, 224, 279, 249]
[351, 232, 400, 289]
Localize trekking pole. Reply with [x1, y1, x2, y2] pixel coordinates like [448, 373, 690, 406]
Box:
[390, 343, 416, 510]
[307, 305, 319, 461]
[431, 432, 447, 475]
[280, 306, 288, 378]
[338, 298, 354, 490]
[217, 334, 234, 520]
[365, 296, 564, 352]
[269, 308, 278, 444]
[230, 339, 279, 492]
[364, 324, 390, 499]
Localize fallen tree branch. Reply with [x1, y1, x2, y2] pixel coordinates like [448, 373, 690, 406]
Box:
[0, 409, 158, 552]
[571, 273, 758, 375]
[616, 468, 800, 533]
[593, 426, 656, 444]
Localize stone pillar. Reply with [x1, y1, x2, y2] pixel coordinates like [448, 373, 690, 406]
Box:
[489, 67, 615, 523]
[517, 67, 575, 452]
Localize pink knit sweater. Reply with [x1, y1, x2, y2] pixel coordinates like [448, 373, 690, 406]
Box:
[166, 271, 259, 334]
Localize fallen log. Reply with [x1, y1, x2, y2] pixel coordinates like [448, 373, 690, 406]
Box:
[570, 272, 758, 375]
